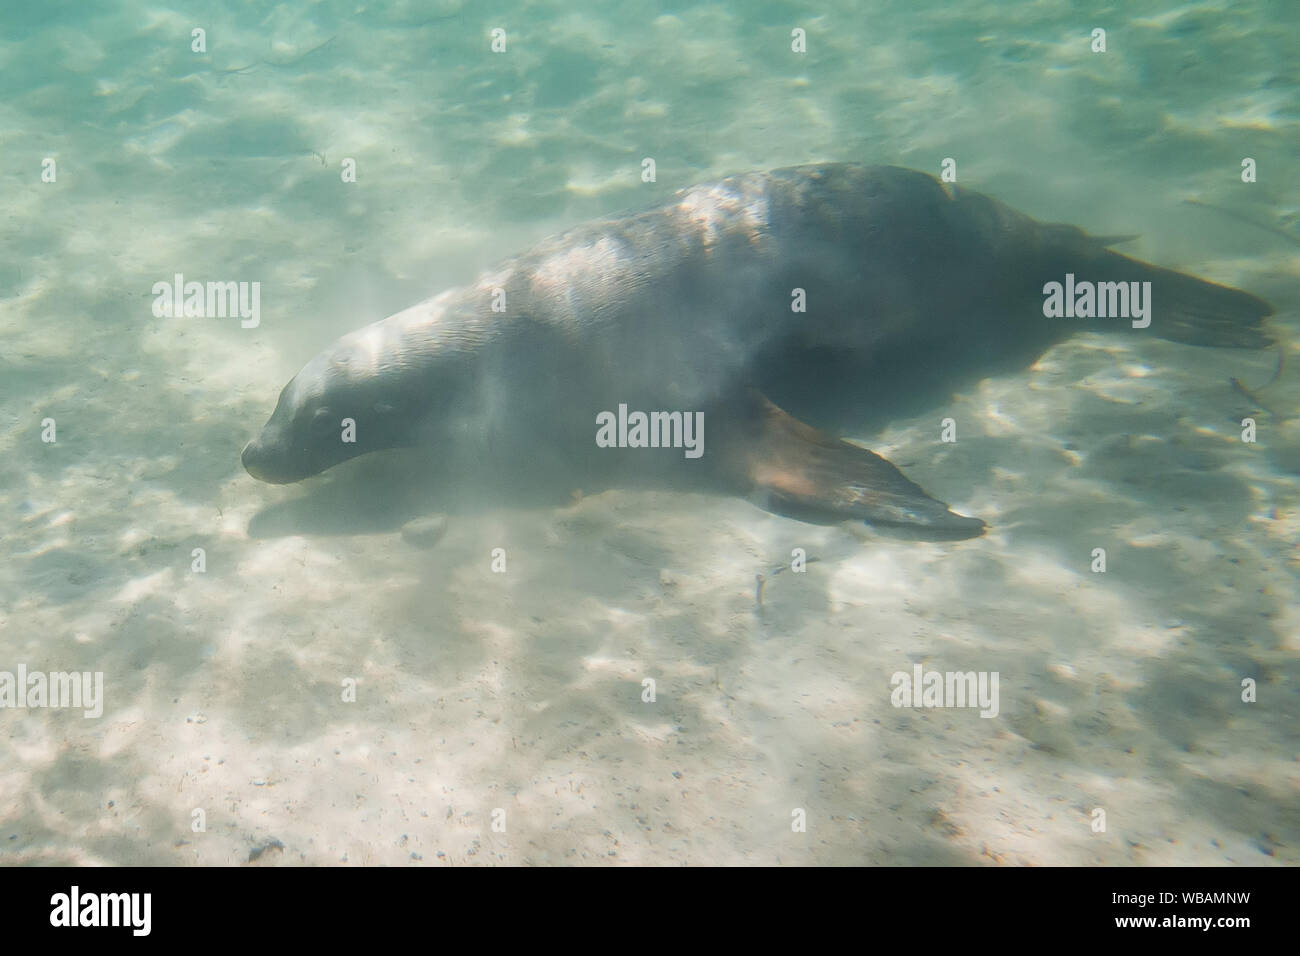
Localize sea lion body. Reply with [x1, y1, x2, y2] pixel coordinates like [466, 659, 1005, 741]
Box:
[242, 164, 1271, 537]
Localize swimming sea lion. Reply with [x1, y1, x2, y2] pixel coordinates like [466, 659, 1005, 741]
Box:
[242, 164, 1272, 538]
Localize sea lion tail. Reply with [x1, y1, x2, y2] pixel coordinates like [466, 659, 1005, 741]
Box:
[1098, 248, 1275, 348]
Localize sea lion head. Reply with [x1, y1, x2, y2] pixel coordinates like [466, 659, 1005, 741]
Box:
[242, 340, 430, 484]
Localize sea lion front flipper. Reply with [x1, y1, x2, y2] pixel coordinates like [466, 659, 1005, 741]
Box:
[715, 392, 986, 540]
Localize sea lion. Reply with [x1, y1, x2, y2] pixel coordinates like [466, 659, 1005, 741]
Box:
[242, 164, 1272, 538]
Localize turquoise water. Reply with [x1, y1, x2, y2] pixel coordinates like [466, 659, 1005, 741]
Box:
[1, 1, 1296, 865]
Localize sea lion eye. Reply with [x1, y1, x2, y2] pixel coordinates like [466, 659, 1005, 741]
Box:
[309, 407, 334, 436]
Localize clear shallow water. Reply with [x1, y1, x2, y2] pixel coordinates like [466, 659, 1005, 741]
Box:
[1, 1, 1296, 865]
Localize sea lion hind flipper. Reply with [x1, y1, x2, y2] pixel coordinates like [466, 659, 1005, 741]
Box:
[1100, 250, 1274, 348]
[1088, 233, 1140, 247]
[718, 393, 986, 540]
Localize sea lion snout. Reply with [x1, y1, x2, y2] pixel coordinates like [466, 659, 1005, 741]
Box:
[244, 349, 431, 483]
[241, 437, 296, 484]
[242, 410, 349, 484]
